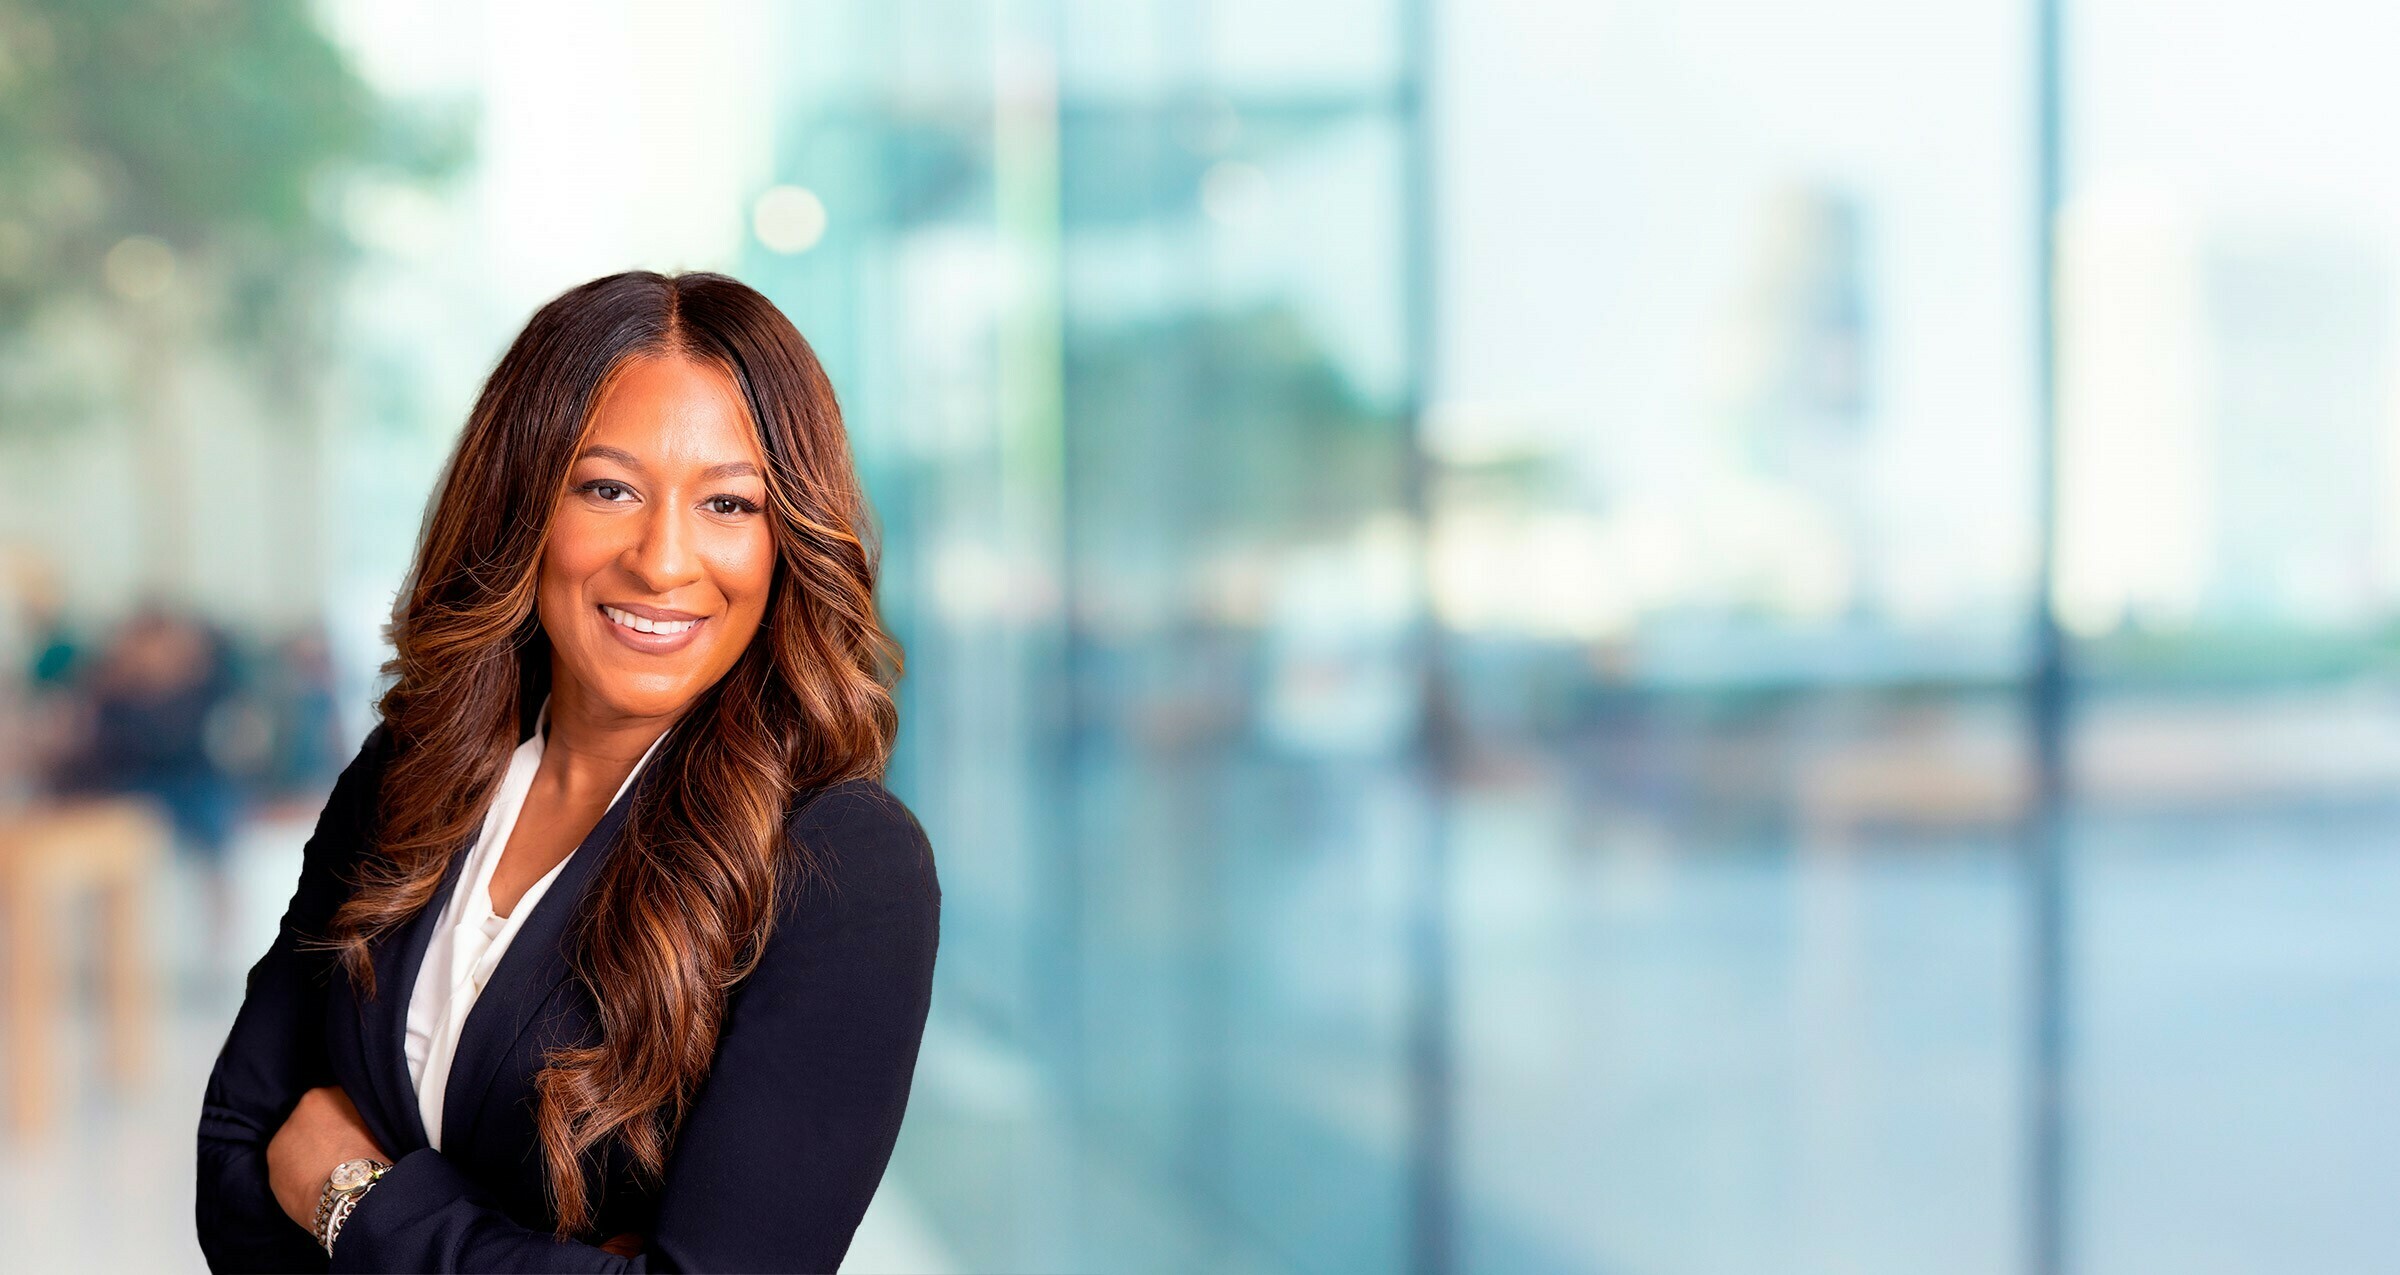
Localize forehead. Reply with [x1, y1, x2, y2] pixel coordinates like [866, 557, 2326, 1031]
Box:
[579, 354, 764, 469]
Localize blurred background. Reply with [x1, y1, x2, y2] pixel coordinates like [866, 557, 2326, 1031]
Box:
[1, 0, 2396, 1272]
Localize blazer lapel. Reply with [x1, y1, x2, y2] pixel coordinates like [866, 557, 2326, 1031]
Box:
[437, 761, 662, 1156]
[357, 839, 472, 1152]
[354, 689, 553, 1155]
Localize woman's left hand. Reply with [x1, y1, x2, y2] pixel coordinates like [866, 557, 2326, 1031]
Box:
[266, 1085, 390, 1233]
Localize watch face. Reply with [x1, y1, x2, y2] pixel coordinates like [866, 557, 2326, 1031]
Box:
[330, 1160, 374, 1190]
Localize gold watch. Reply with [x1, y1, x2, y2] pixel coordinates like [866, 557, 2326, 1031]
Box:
[314, 1155, 391, 1256]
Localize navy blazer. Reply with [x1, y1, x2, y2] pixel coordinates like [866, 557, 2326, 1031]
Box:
[195, 721, 942, 1273]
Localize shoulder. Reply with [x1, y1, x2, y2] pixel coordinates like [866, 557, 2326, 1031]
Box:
[731, 777, 942, 993]
[338, 718, 398, 782]
[314, 720, 398, 842]
[284, 721, 402, 928]
[779, 776, 940, 911]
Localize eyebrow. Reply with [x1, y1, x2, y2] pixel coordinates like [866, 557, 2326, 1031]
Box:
[577, 444, 762, 481]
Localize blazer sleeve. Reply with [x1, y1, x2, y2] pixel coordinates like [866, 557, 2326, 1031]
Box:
[328, 779, 943, 1274]
[196, 723, 393, 1274]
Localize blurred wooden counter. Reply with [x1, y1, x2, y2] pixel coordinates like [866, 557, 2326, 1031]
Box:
[0, 799, 166, 1136]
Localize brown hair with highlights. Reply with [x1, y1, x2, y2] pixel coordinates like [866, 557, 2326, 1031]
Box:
[318, 270, 900, 1237]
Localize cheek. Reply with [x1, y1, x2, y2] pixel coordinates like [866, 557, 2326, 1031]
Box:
[545, 508, 622, 579]
[710, 527, 777, 619]
[537, 511, 616, 621]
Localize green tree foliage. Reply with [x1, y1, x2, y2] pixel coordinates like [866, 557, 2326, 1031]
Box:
[0, 0, 462, 351]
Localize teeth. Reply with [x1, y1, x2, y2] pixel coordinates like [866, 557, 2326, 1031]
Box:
[602, 605, 697, 635]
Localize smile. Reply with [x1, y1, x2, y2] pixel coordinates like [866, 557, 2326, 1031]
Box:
[598, 603, 708, 654]
[602, 604, 699, 634]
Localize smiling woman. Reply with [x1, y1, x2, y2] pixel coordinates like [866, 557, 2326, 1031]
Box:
[194, 272, 939, 1274]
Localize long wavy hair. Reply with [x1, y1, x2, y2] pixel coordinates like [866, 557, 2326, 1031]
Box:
[320, 270, 900, 1237]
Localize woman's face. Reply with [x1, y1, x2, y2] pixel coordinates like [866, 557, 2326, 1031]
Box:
[538, 353, 776, 723]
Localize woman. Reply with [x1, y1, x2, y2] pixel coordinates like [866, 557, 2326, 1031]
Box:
[195, 271, 940, 1273]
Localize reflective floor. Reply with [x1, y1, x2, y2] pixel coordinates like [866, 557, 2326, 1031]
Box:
[897, 768, 2400, 1274]
[6, 780, 2395, 1273]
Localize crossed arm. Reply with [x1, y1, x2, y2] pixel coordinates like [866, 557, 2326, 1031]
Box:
[196, 734, 943, 1274]
[197, 725, 389, 1274]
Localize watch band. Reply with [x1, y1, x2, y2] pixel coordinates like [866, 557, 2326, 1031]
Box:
[315, 1156, 392, 1256]
[322, 1189, 371, 1255]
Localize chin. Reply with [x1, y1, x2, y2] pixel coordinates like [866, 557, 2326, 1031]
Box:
[620, 677, 712, 720]
[573, 656, 711, 720]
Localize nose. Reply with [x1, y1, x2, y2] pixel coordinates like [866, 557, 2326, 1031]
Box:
[621, 500, 702, 596]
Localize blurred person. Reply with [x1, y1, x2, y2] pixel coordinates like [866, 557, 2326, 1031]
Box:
[257, 626, 350, 807]
[0, 547, 86, 803]
[13, 548, 84, 691]
[55, 604, 247, 977]
[194, 272, 941, 1271]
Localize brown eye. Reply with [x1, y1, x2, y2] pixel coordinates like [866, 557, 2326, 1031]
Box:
[706, 495, 759, 516]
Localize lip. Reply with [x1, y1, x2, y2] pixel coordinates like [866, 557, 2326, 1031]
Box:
[596, 602, 709, 655]
[603, 601, 702, 622]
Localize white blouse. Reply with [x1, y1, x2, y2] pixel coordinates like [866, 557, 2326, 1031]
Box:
[403, 696, 668, 1150]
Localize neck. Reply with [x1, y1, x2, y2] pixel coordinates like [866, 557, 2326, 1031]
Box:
[538, 671, 679, 802]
